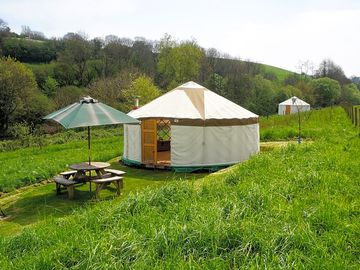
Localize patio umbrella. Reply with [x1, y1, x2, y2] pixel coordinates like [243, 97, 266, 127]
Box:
[43, 96, 139, 164]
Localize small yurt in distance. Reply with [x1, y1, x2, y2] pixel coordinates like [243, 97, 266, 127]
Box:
[123, 81, 259, 172]
[278, 96, 310, 115]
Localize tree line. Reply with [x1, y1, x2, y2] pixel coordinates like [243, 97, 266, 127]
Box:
[0, 18, 359, 138]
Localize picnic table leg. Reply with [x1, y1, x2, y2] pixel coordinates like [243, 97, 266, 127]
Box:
[56, 183, 61, 195]
[114, 180, 121, 196]
[95, 183, 106, 199]
[67, 186, 75, 199]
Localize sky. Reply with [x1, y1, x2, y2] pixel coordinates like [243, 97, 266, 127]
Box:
[1, 0, 360, 77]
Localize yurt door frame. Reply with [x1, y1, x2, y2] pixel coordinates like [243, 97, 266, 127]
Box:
[141, 119, 157, 164]
[285, 105, 291, 115]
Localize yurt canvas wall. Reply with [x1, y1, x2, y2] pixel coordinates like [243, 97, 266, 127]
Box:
[123, 81, 260, 172]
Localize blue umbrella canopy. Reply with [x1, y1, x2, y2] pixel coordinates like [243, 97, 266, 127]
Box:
[43, 96, 139, 164]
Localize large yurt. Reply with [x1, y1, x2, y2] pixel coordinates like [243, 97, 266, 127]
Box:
[278, 96, 310, 115]
[122, 81, 259, 172]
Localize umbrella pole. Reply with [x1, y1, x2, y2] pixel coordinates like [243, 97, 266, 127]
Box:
[88, 126, 91, 165]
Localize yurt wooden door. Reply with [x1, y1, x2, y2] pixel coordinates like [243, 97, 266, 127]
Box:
[285, 105, 291, 115]
[141, 119, 157, 164]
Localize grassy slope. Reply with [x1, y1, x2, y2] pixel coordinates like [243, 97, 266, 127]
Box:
[0, 107, 358, 269]
[260, 63, 295, 82]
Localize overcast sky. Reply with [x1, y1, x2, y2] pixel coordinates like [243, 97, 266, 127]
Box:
[1, 0, 359, 77]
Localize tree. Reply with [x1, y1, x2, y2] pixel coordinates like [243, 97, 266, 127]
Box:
[42, 76, 59, 97]
[53, 86, 87, 109]
[171, 41, 205, 84]
[157, 36, 205, 89]
[205, 73, 227, 96]
[295, 80, 315, 105]
[311, 77, 341, 107]
[0, 18, 10, 46]
[21, 25, 45, 40]
[103, 40, 131, 77]
[58, 33, 92, 86]
[341, 83, 360, 105]
[0, 57, 37, 135]
[0, 18, 10, 56]
[247, 75, 276, 116]
[315, 59, 350, 85]
[125, 75, 161, 106]
[275, 85, 303, 104]
[88, 71, 135, 112]
[156, 34, 177, 88]
[350, 76, 360, 90]
[129, 37, 155, 76]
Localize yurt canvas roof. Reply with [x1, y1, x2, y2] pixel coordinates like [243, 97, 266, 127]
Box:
[128, 81, 258, 122]
[279, 96, 310, 106]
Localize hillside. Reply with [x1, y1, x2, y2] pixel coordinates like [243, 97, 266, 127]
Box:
[0, 107, 358, 269]
[260, 63, 295, 82]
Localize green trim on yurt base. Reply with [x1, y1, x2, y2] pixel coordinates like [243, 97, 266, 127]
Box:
[171, 163, 233, 173]
[121, 156, 142, 167]
[122, 156, 233, 172]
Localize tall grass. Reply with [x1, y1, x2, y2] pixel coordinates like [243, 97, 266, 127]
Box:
[0, 107, 358, 268]
[260, 107, 343, 141]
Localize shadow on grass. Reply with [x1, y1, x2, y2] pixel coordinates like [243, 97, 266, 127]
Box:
[0, 161, 208, 237]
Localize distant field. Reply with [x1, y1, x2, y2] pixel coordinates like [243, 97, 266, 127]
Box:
[260, 63, 295, 81]
[0, 107, 358, 268]
[259, 107, 338, 141]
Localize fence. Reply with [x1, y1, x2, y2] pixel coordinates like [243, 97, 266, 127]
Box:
[343, 104, 360, 127]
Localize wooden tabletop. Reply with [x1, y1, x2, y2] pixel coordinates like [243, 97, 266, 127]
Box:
[69, 162, 110, 171]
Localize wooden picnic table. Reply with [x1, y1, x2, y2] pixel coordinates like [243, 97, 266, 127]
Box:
[70, 162, 111, 180]
[54, 162, 126, 199]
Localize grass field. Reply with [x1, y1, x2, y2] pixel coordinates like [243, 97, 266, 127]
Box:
[260, 63, 295, 82]
[0, 107, 358, 269]
[259, 108, 339, 141]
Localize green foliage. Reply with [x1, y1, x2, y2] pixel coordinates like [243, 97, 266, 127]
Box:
[42, 76, 58, 97]
[88, 71, 135, 112]
[341, 83, 360, 105]
[1, 37, 57, 63]
[126, 75, 161, 106]
[53, 85, 87, 109]
[0, 108, 358, 268]
[57, 34, 93, 86]
[247, 75, 277, 116]
[0, 57, 37, 135]
[205, 73, 227, 96]
[311, 77, 341, 107]
[26, 62, 56, 89]
[157, 35, 205, 89]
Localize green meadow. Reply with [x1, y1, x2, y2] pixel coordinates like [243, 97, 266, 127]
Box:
[0, 107, 359, 269]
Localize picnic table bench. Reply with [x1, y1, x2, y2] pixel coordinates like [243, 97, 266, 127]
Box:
[91, 176, 123, 199]
[53, 176, 79, 199]
[59, 170, 77, 179]
[104, 169, 126, 176]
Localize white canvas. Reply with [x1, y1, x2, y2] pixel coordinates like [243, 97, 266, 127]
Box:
[171, 124, 259, 166]
[123, 124, 141, 162]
